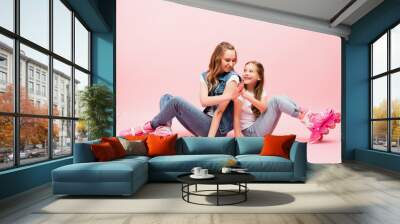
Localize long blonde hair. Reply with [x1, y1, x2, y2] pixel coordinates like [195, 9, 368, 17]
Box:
[206, 42, 236, 92]
[244, 61, 264, 118]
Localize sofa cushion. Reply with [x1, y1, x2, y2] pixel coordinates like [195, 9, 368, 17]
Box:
[73, 139, 101, 163]
[176, 137, 236, 155]
[91, 142, 118, 161]
[114, 155, 150, 164]
[235, 137, 263, 155]
[260, 134, 296, 159]
[118, 138, 147, 156]
[101, 137, 127, 158]
[147, 134, 178, 157]
[52, 159, 147, 183]
[236, 155, 293, 172]
[148, 154, 235, 172]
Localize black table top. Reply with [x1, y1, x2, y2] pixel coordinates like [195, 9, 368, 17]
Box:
[177, 172, 255, 185]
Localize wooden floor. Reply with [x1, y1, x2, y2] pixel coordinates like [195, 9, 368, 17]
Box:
[1, 162, 400, 224]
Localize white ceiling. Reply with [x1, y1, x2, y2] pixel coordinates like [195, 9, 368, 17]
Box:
[228, 0, 353, 22]
[165, 0, 384, 38]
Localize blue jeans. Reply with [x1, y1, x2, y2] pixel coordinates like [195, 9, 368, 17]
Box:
[151, 94, 224, 137]
[242, 96, 300, 137]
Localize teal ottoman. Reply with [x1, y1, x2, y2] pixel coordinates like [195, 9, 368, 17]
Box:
[52, 156, 148, 196]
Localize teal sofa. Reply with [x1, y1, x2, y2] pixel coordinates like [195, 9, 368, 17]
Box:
[52, 137, 307, 196]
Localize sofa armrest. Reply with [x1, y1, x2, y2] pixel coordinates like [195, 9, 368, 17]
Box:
[289, 141, 307, 181]
[73, 140, 100, 163]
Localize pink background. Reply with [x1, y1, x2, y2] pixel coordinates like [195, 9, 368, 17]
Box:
[116, 0, 341, 163]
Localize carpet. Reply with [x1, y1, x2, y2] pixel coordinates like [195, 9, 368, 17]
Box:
[37, 183, 361, 214]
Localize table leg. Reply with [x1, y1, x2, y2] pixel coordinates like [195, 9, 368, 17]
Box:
[195, 184, 197, 192]
[245, 183, 247, 201]
[217, 184, 219, 206]
[188, 184, 190, 202]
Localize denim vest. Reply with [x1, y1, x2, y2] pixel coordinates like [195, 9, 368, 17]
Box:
[202, 71, 239, 136]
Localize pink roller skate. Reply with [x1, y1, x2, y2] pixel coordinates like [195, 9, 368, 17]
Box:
[133, 121, 155, 136]
[302, 109, 341, 144]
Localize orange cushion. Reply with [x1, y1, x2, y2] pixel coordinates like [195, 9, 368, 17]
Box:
[146, 134, 177, 157]
[101, 137, 127, 158]
[260, 134, 296, 159]
[91, 142, 117, 161]
[125, 135, 148, 141]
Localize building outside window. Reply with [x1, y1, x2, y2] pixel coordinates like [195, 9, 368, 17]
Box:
[28, 67, 34, 80]
[0, 71, 6, 84]
[0, 0, 91, 170]
[28, 81, 34, 93]
[42, 85, 46, 97]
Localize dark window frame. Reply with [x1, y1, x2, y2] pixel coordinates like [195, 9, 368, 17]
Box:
[0, 0, 91, 171]
[370, 20, 400, 154]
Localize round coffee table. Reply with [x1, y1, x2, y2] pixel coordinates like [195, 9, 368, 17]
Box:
[177, 172, 255, 206]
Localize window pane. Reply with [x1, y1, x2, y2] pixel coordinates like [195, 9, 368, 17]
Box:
[0, 34, 14, 112]
[75, 120, 88, 143]
[0, 0, 14, 31]
[372, 77, 387, 119]
[372, 33, 387, 76]
[372, 121, 388, 151]
[20, 44, 49, 115]
[391, 24, 400, 70]
[74, 69, 89, 118]
[53, 119, 72, 158]
[74, 18, 89, 70]
[20, 0, 49, 49]
[20, 117, 49, 165]
[388, 119, 400, 153]
[53, 59, 72, 117]
[0, 116, 13, 170]
[391, 120, 400, 153]
[392, 72, 400, 118]
[53, 0, 72, 60]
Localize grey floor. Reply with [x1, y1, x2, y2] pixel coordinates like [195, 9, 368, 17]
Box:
[1, 162, 400, 224]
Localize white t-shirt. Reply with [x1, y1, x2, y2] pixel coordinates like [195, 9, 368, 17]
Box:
[238, 90, 267, 130]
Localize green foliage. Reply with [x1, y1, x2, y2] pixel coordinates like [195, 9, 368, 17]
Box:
[372, 99, 400, 140]
[79, 84, 114, 140]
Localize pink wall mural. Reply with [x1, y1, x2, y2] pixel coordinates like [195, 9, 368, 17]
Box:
[116, 0, 341, 163]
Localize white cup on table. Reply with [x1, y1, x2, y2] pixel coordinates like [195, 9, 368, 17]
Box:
[199, 169, 208, 176]
[191, 167, 202, 176]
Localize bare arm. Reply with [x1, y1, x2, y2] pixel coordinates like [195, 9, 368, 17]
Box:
[241, 91, 268, 113]
[233, 98, 242, 137]
[200, 80, 233, 107]
[207, 81, 238, 137]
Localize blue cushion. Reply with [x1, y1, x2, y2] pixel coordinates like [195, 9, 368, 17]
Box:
[236, 155, 293, 172]
[73, 139, 100, 163]
[176, 137, 236, 155]
[236, 137, 263, 155]
[149, 154, 235, 172]
[117, 155, 150, 163]
[52, 159, 147, 183]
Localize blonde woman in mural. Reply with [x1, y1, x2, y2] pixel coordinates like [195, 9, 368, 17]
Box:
[208, 60, 340, 143]
[119, 42, 241, 137]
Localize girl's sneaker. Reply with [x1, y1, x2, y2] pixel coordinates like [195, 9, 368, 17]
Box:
[133, 121, 154, 136]
[153, 126, 174, 136]
[118, 128, 133, 137]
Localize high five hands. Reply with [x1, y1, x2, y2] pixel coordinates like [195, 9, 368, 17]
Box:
[231, 81, 245, 99]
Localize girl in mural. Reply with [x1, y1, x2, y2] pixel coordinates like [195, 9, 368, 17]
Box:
[119, 42, 241, 137]
[208, 60, 340, 143]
